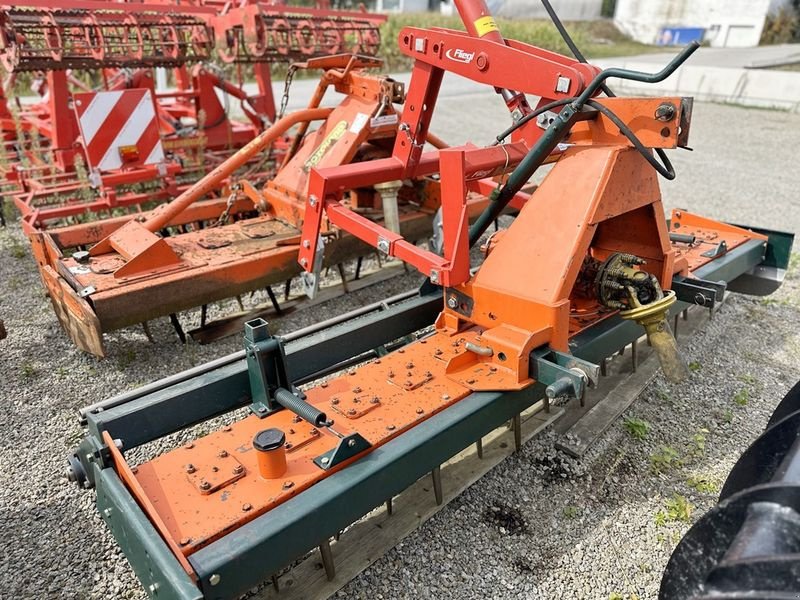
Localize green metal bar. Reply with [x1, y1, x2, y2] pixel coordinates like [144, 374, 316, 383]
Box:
[85, 293, 441, 449]
[95, 465, 202, 600]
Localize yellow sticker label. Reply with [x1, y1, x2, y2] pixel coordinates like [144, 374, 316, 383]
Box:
[303, 120, 348, 172]
[474, 16, 499, 37]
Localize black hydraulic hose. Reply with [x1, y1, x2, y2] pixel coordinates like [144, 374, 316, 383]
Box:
[585, 99, 675, 180]
[493, 98, 573, 144]
[471, 42, 699, 247]
[539, 0, 616, 98]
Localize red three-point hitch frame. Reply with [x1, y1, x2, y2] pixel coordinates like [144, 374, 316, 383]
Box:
[297, 0, 603, 289]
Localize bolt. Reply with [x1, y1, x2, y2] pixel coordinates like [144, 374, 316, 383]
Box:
[655, 103, 676, 122]
[347, 408, 357, 416]
[353, 387, 362, 393]
[310, 428, 318, 435]
[223, 426, 232, 432]
[242, 503, 252, 512]
[258, 406, 266, 413]
[352, 397, 360, 404]
[370, 397, 380, 404]
[149, 583, 160, 593]
[186, 464, 196, 474]
[282, 481, 294, 490]
[321, 382, 328, 388]
[347, 439, 356, 448]
[375, 359, 382, 364]
[435, 349, 443, 356]
[184, 442, 194, 450]
[405, 380, 413, 387]
[406, 362, 414, 369]
[217, 450, 228, 458]
[489, 366, 497, 372]
[331, 397, 340, 405]
[309, 195, 318, 207]
[131, 467, 138, 474]
[321, 457, 330, 464]
[398, 349, 405, 354]
[303, 240, 311, 248]
[293, 416, 302, 423]
[233, 464, 244, 475]
[285, 442, 293, 449]
[447, 297, 458, 309]
[442, 394, 450, 400]
[179, 538, 191, 546]
[387, 424, 396, 431]
[300, 258, 308, 267]
[416, 408, 424, 414]
[467, 378, 476, 384]
[388, 370, 395, 378]
[209, 574, 221, 586]
[200, 480, 211, 490]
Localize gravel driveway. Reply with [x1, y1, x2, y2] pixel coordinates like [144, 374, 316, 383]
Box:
[0, 94, 797, 599]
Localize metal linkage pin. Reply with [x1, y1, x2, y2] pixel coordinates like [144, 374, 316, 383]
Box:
[319, 538, 335, 581]
[431, 466, 443, 506]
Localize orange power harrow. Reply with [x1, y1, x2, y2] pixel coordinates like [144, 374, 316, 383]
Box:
[67, 0, 793, 598]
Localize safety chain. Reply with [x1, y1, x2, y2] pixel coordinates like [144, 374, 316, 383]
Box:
[213, 190, 239, 228]
[278, 65, 298, 120]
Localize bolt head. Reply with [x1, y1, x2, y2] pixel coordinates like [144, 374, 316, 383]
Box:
[217, 450, 228, 458]
[185, 464, 196, 474]
[321, 457, 330, 464]
[282, 481, 294, 490]
[308, 195, 317, 207]
[447, 297, 458, 309]
[209, 574, 221, 586]
[347, 439, 356, 447]
[242, 503, 252, 512]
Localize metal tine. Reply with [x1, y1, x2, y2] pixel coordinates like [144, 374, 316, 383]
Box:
[271, 574, 279, 592]
[236, 295, 245, 311]
[431, 466, 443, 506]
[355, 256, 364, 280]
[673, 313, 679, 337]
[168, 313, 186, 344]
[141, 321, 155, 343]
[319, 538, 335, 581]
[336, 263, 349, 293]
[476, 437, 484, 459]
[385, 497, 393, 516]
[600, 357, 608, 377]
[631, 338, 639, 372]
[283, 278, 292, 301]
[513, 413, 522, 452]
[265, 286, 282, 315]
[683, 307, 689, 321]
[200, 304, 208, 328]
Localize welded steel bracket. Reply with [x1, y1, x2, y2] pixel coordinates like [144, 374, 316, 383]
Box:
[313, 433, 372, 470]
[671, 275, 726, 309]
[530, 348, 600, 401]
[244, 318, 299, 418]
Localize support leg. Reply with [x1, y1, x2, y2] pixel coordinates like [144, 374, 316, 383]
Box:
[319, 538, 335, 581]
[265, 286, 282, 315]
[168, 314, 186, 344]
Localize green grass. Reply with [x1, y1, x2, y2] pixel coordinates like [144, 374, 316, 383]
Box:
[687, 474, 719, 494]
[654, 494, 693, 526]
[688, 361, 702, 373]
[623, 416, 651, 440]
[562, 505, 580, 519]
[650, 445, 681, 473]
[378, 15, 655, 72]
[733, 388, 750, 407]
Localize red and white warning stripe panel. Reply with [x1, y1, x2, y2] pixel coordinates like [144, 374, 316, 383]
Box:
[73, 89, 164, 173]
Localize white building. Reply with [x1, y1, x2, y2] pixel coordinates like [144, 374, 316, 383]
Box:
[614, 0, 773, 48]
[379, 0, 602, 19]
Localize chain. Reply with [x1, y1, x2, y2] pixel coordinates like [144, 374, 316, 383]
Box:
[213, 190, 238, 228]
[278, 65, 297, 120]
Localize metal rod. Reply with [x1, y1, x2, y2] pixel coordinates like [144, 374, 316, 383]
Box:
[631, 339, 638, 373]
[169, 313, 186, 344]
[265, 286, 282, 315]
[431, 466, 443, 506]
[319, 538, 335, 581]
[476, 438, 483, 459]
[513, 413, 522, 452]
[385, 498, 393, 516]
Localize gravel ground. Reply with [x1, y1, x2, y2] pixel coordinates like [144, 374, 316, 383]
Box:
[0, 95, 798, 600]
